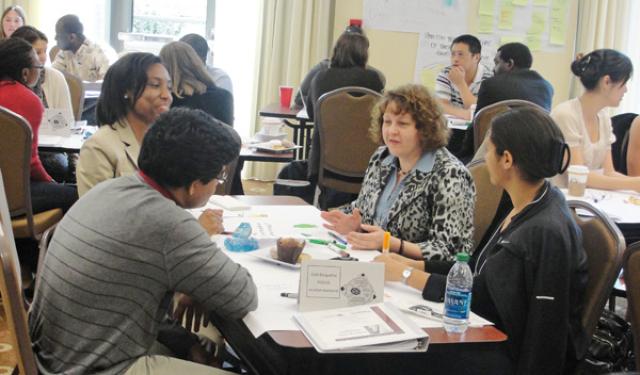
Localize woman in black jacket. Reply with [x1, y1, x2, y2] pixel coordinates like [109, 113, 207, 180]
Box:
[375, 107, 589, 375]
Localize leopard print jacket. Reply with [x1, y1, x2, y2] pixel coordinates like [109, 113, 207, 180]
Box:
[344, 146, 475, 261]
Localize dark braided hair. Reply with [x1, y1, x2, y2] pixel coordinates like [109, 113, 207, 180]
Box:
[0, 37, 34, 84]
[571, 49, 633, 90]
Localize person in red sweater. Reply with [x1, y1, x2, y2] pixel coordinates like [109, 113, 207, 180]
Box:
[0, 38, 77, 213]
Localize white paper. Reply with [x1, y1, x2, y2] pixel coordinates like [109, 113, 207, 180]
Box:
[293, 302, 428, 352]
[562, 188, 640, 224]
[205, 205, 493, 338]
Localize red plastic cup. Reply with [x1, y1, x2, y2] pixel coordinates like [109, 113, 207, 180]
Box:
[279, 86, 293, 108]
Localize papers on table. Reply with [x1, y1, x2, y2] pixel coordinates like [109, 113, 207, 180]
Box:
[294, 303, 428, 353]
[203, 204, 493, 339]
[562, 188, 640, 224]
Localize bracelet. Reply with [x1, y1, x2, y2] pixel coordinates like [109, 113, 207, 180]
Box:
[398, 239, 404, 256]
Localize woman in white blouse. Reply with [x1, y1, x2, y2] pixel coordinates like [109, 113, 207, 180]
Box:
[551, 49, 640, 191]
[11, 25, 73, 116]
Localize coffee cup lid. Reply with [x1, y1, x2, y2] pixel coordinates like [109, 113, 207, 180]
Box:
[568, 165, 589, 174]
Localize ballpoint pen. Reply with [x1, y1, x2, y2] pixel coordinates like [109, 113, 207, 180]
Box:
[280, 292, 298, 298]
[328, 231, 347, 245]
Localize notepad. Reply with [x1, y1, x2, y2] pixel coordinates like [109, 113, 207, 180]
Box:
[293, 302, 428, 353]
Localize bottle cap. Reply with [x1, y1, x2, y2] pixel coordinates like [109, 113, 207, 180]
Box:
[456, 252, 470, 262]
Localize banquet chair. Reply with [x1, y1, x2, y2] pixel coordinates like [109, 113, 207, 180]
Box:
[472, 99, 547, 155]
[567, 200, 625, 342]
[467, 159, 504, 252]
[62, 71, 85, 121]
[623, 241, 640, 371]
[0, 170, 39, 375]
[315, 86, 381, 209]
[0, 106, 63, 240]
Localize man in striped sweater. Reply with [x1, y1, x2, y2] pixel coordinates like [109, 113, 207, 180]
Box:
[29, 108, 258, 374]
[435, 34, 493, 120]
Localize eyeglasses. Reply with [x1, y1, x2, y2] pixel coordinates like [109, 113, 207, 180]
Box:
[216, 168, 228, 184]
[31, 65, 45, 70]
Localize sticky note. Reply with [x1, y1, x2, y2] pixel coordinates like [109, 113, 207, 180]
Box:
[529, 10, 546, 35]
[478, 14, 494, 33]
[479, 0, 496, 16]
[498, 3, 514, 30]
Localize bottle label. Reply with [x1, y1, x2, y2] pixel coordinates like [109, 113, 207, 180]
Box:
[444, 288, 471, 320]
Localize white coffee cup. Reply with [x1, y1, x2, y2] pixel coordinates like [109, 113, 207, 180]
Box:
[567, 165, 589, 197]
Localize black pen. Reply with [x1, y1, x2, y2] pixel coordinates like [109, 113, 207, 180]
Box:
[280, 292, 298, 298]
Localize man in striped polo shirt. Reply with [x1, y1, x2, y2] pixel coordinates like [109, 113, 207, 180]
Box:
[30, 108, 257, 374]
[435, 34, 493, 120]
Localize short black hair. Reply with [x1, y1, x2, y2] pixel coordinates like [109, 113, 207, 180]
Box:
[0, 38, 34, 84]
[330, 32, 369, 69]
[451, 34, 481, 55]
[490, 107, 568, 182]
[179, 33, 208, 63]
[138, 107, 241, 189]
[57, 14, 83, 36]
[571, 49, 633, 90]
[96, 52, 163, 126]
[497, 42, 532, 69]
[11, 25, 48, 44]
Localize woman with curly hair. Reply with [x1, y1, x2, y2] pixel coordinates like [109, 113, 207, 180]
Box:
[321, 84, 475, 261]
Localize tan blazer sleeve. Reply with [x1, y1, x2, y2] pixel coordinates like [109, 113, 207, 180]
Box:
[77, 134, 117, 197]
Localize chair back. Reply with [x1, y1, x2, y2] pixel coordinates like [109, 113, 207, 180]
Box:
[0, 106, 34, 219]
[623, 241, 640, 371]
[467, 159, 503, 252]
[316, 86, 381, 195]
[0, 171, 39, 375]
[48, 46, 60, 64]
[567, 200, 625, 338]
[472, 99, 547, 152]
[62, 71, 85, 121]
[611, 113, 638, 174]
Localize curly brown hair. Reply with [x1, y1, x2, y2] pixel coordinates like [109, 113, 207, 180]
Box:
[370, 84, 449, 151]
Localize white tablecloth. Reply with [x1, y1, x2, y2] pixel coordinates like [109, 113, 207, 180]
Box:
[190, 202, 492, 338]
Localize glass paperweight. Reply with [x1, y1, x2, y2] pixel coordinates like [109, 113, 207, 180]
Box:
[224, 222, 259, 252]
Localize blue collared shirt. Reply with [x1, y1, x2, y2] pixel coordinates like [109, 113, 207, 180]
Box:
[373, 151, 436, 228]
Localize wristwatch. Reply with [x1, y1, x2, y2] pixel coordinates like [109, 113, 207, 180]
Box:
[401, 267, 413, 285]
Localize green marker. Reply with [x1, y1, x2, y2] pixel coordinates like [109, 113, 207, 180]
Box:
[308, 239, 329, 245]
[294, 224, 317, 229]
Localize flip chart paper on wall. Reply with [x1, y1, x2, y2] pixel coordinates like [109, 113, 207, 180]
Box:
[363, 0, 468, 34]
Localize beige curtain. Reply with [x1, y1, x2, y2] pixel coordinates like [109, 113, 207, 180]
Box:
[570, 0, 631, 98]
[246, 0, 334, 180]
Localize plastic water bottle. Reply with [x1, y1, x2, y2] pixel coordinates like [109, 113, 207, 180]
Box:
[443, 252, 473, 333]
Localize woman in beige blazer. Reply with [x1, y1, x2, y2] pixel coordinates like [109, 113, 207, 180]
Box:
[77, 52, 172, 196]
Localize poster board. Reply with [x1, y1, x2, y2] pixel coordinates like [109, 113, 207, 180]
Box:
[334, 0, 578, 105]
